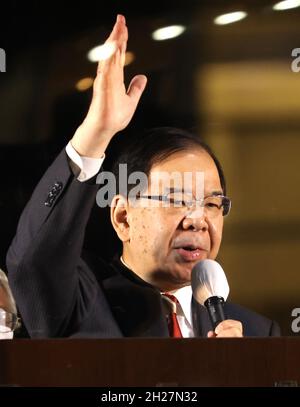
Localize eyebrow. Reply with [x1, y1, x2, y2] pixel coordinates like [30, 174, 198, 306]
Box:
[211, 190, 224, 196]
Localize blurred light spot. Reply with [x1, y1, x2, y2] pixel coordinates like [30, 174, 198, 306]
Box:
[76, 77, 94, 92]
[214, 11, 247, 25]
[87, 41, 116, 62]
[273, 0, 300, 10]
[125, 51, 135, 66]
[151, 25, 186, 41]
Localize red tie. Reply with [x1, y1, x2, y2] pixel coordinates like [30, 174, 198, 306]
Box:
[162, 293, 183, 338]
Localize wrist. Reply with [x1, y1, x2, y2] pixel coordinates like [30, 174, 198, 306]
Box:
[71, 125, 113, 158]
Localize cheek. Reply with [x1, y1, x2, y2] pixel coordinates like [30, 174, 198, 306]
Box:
[208, 218, 223, 249]
[129, 210, 175, 253]
[130, 212, 149, 247]
[129, 210, 163, 253]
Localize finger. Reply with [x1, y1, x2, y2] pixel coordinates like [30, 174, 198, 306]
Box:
[96, 42, 117, 76]
[215, 320, 243, 335]
[97, 60, 104, 76]
[127, 74, 148, 105]
[96, 15, 126, 75]
[120, 37, 127, 67]
[215, 327, 243, 338]
[116, 19, 128, 67]
[207, 330, 216, 338]
[108, 14, 126, 43]
[116, 27, 128, 69]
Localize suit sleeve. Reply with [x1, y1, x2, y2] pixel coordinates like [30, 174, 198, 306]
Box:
[269, 320, 281, 336]
[6, 149, 105, 337]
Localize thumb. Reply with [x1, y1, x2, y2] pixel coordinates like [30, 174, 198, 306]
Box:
[127, 74, 147, 105]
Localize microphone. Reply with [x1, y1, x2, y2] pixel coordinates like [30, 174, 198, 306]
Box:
[191, 259, 229, 330]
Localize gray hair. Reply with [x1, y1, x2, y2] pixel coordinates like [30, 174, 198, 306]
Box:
[0, 269, 17, 315]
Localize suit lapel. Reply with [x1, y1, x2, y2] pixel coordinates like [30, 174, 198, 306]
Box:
[103, 271, 169, 337]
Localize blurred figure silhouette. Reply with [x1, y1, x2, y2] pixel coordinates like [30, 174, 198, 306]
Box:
[0, 269, 20, 339]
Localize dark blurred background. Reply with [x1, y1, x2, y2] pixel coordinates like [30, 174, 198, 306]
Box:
[1, 0, 299, 335]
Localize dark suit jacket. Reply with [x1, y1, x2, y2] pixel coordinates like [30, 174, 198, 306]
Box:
[6, 149, 280, 338]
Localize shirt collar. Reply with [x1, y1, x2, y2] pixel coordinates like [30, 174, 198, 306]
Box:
[167, 285, 193, 327]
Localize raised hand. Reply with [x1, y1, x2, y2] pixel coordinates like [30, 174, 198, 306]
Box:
[71, 15, 147, 157]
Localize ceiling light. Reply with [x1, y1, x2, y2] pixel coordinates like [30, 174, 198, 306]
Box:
[87, 41, 116, 62]
[214, 11, 247, 25]
[273, 0, 300, 10]
[151, 25, 186, 41]
[76, 77, 94, 92]
[125, 51, 135, 66]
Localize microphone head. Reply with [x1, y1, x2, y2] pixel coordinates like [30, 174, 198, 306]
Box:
[191, 259, 230, 306]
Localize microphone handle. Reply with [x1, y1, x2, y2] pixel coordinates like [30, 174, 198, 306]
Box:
[204, 296, 226, 330]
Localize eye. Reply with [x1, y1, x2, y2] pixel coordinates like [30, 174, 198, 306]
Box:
[206, 202, 219, 208]
[204, 196, 222, 210]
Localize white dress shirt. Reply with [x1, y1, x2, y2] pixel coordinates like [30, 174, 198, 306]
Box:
[66, 141, 105, 182]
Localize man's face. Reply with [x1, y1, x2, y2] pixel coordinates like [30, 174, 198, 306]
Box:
[123, 148, 224, 290]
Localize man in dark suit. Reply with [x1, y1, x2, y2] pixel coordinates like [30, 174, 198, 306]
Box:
[6, 15, 280, 338]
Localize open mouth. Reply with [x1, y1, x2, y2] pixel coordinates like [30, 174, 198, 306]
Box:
[175, 246, 206, 261]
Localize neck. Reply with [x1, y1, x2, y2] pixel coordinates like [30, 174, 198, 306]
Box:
[121, 252, 191, 291]
[120, 255, 131, 270]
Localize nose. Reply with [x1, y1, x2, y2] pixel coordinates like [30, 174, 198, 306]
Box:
[182, 207, 208, 232]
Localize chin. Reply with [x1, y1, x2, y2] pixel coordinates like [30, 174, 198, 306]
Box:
[173, 263, 194, 284]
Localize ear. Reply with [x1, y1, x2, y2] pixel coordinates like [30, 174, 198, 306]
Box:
[110, 195, 130, 242]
